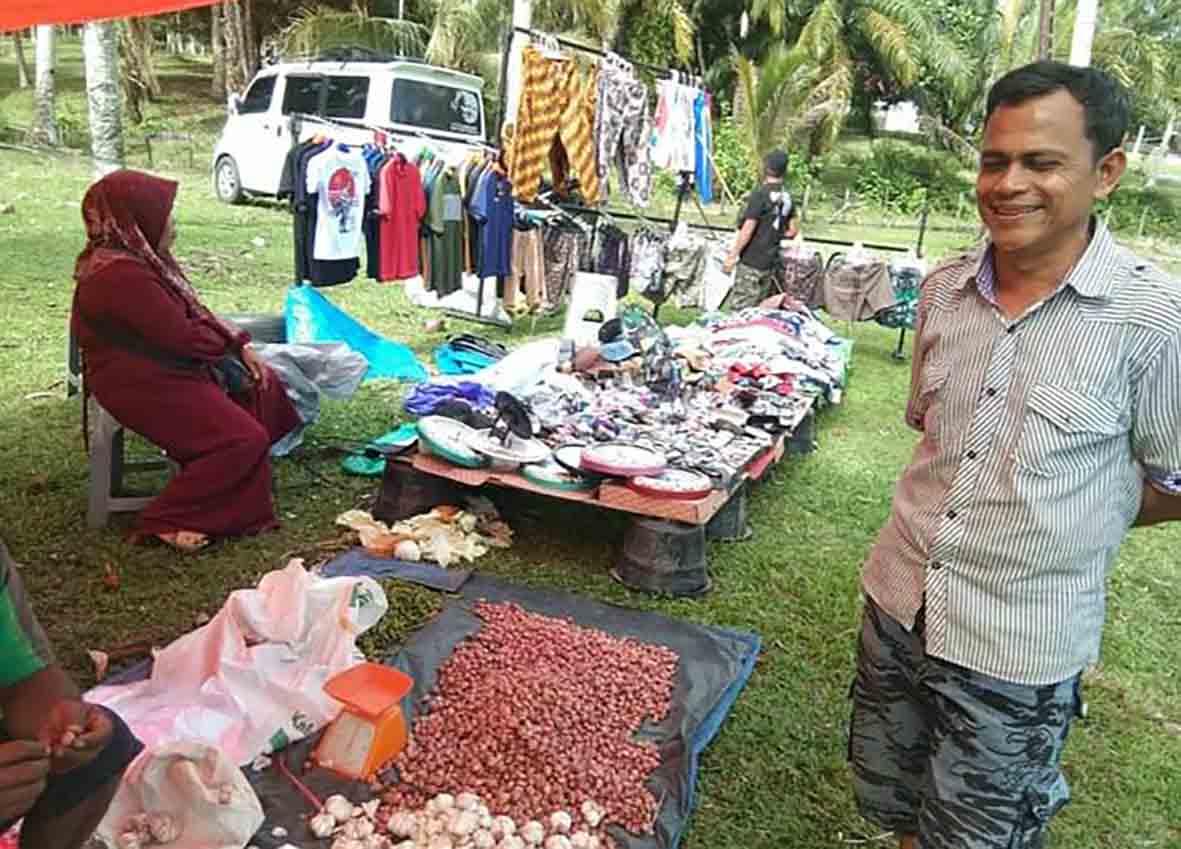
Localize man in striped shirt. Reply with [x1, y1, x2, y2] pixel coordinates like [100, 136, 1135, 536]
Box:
[1, 541, 142, 846]
[849, 62, 1181, 849]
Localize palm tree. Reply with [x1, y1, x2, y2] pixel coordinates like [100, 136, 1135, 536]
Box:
[83, 21, 125, 177]
[763, 0, 971, 153]
[33, 25, 59, 146]
[733, 44, 839, 162]
[280, 1, 429, 61]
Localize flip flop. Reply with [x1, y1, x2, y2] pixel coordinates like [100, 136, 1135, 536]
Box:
[156, 531, 211, 553]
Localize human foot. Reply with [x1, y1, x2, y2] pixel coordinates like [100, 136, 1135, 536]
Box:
[156, 531, 210, 552]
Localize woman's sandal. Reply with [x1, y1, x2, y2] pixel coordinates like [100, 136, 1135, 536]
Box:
[156, 531, 211, 552]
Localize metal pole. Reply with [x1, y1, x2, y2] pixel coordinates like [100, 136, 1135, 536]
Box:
[502, 0, 531, 134]
[1069, 0, 1098, 66]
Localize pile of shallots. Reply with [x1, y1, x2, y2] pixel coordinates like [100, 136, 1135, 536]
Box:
[380, 602, 679, 841]
[382, 790, 606, 849]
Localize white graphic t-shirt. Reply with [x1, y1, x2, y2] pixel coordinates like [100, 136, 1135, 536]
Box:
[305, 145, 371, 261]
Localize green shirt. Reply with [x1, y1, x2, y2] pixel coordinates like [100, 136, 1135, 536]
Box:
[0, 541, 53, 688]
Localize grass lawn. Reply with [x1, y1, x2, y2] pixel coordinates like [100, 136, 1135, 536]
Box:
[2, 39, 1180, 849]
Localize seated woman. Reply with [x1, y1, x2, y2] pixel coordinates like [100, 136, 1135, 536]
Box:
[71, 170, 301, 551]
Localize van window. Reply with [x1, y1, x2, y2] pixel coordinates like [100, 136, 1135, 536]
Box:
[239, 75, 276, 115]
[281, 76, 324, 116]
[325, 76, 370, 119]
[390, 79, 483, 137]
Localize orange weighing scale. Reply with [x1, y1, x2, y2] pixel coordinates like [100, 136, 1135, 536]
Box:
[314, 662, 415, 780]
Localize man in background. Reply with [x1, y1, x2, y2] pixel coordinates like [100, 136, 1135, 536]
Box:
[722, 148, 800, 309]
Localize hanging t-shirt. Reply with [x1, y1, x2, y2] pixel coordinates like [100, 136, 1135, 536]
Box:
[694, 91, 714, 204]
[470, 172, 514, 278]
[428, 170, 464, 297]
[378, 154, 426, 281]
[305, 144, 371, 261]
[650, 81, 697, 173]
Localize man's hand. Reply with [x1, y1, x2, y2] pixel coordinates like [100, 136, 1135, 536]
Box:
[239, 344, 270, 390]
[0, 740, 50, 821]
[38, 701, 113, 774]
[722, 253, 739, 274]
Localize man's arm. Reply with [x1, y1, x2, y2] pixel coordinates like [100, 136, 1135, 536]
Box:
[785, 208, 800, 240]
[723, 219, 758, 272]
[1135, 481, 1181, 526]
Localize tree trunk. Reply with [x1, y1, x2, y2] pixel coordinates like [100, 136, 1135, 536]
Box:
[211, 4, 227, 98]
[222, 1, 248, 95]
[83, 21, 125, 177]
[32, 26, 59, 146]
[14, 32, 31, 89]
[122, 18, 161, 100]
[1037, 0, 1055, 60]
[242, 0, 258, 79]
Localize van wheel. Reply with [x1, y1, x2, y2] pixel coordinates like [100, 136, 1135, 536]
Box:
[214, 156, 243, 204]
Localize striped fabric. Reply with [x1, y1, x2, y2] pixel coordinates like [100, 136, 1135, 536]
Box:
[863, 220, 1181, 685]
[506, 47, 599, 203]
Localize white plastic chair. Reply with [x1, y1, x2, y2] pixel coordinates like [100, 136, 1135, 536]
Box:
[562, 272, 619, 346]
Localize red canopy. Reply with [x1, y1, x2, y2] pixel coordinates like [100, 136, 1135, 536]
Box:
[1, 0, 219, 32]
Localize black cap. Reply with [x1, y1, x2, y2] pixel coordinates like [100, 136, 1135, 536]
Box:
[764, 149, 789, 178]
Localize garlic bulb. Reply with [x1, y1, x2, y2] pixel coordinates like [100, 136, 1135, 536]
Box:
[473, 829, 496, 849]
[450, 810, 479, 837]
[579, 802, 603, 829]
[362, 799, 381, 819]
[433, 793, 456, 812]
[520, 821, 545, 846]
[271, 825, 289, 839]
[569, 833, 591, 849]
[498, 838, 526, 849]
[332, 839, 365, 849]
[394, 842, 417, 849]
[325, 794, 356, 823]
[429, 836, 455, 849]
[585, 839, 600, 849]
[455, 792, 480, 811]
[394, 539, 422, 561]
[116, 832, 144, 849]
[479, 813, 494, 830]
[388, 811, 418, 838]
[491, 816, 516, 839]
[543, 837, 571, 849]
[342, 817, 376, 840]
[310, 811, 338, 838]
[549, 812, 572, 835]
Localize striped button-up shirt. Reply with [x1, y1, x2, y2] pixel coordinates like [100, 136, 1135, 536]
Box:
[863, 221, 1181, 685]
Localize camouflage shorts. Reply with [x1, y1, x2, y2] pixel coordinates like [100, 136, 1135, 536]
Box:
[725, 263, 777, 311]
[849, 599, 1084, 849]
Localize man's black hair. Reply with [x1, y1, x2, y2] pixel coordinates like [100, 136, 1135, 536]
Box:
[985, 61, 1130, 160]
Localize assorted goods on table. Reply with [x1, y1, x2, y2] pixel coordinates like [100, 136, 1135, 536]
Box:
[401, 300, 847, 496]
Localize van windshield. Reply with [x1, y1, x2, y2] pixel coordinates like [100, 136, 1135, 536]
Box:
[390, 79, 483, 138]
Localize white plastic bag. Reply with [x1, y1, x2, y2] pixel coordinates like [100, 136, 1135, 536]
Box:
[88, 559, 388, 766]
[703, 245, 736, 312]
[95, 743, 264, 849]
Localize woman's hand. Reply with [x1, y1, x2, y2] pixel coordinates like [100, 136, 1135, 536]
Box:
[240, 344, 270, 390]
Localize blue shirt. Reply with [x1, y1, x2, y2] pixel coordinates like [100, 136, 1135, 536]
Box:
[471, 172, 514, 278]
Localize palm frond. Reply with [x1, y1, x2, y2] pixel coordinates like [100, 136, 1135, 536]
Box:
[281, 6, 427, 59]
[855, 7, 919, 85]
[751, 0, 786, 36]
[795, 0, 845, 64]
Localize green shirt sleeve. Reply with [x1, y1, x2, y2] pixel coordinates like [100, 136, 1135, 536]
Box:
[0, 542, 52, 688]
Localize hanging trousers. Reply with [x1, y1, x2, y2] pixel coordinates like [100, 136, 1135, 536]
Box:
[508, 47, 599, 203]
[595, 64, 653, 206]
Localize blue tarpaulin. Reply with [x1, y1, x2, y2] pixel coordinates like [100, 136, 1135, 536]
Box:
[284, 285, 428, 382]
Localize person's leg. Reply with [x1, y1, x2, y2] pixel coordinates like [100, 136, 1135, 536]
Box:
[917, 662, 1081, 849]
[849, 598, 932, 842]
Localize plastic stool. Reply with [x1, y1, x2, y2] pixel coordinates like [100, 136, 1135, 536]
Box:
[87, 400, 179, 529]
[562, 272, 618, 346]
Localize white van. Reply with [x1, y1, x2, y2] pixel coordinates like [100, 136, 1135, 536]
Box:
[212, 58, 487, 203]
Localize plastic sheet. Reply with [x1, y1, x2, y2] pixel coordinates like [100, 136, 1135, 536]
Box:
[256, 342, 369, 456]
[321, 547, 472, 592]
[247, 567, 760, 849]
[285, 286, 428, 382]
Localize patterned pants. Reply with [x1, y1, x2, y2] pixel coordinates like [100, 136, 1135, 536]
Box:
[509, 47, 599, 202]
[542, 228, 582, 305]
[726, 262, 777, 311]
[849, 599, 1082, 849]
[595, 64, 652, 206]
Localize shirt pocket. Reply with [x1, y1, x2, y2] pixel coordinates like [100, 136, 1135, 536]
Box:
[1016, 383, 1124, 478]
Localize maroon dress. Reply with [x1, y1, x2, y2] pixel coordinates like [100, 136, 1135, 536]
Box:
[71, 170, 301, 540]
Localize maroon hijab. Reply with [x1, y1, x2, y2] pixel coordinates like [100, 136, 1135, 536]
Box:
[74, 169, 196, 298]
